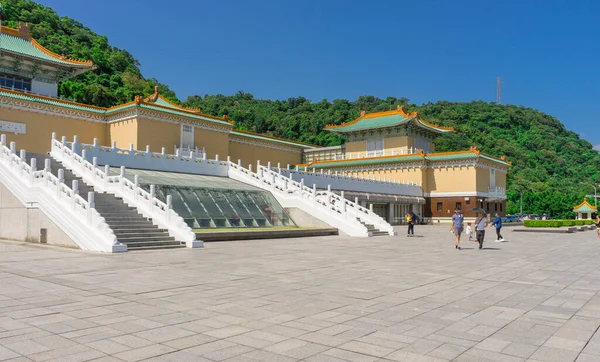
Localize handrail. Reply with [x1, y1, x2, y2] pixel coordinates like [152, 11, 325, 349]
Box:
[227, 158, 395, 236]
[0, 134, 122, 252]
[50, 134, 200, 248]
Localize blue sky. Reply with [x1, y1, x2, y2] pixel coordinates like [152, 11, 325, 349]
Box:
[39, 0, 599, 146]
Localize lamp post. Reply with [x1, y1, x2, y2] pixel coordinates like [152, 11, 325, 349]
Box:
[592, 184, 598, 209]
[520, 190, 523, 215]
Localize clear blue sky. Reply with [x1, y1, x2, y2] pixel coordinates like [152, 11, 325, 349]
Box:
[39, 0, 599, 147]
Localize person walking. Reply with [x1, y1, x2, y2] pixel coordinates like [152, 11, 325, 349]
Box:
[474, 212, 488, 250]
[451, 208, 464, 250]
[406, 212, 414, 237]
[596, 214, 600, 239]
[492, 213, 504, 242]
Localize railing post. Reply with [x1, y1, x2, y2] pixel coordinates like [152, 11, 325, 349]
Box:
[327, 185, 331, 206]
[92, 157, 98, 183]
[44, 159, 51, 187]
[146, 145, 151, 159]
[30, 158, 37, 184]
[57, 169, 64, 198]
[299, 179, 304, 199]
[287, 164, 290, 170]
[81, 150, 87, 173]
[120, 166, 125, 193]
[149, 185, 156, 211]
[313, 184, 316, 200]
[87, 191, 95, 223]
[112, 141, 117, 149]
[341, 191, 346, 212]
[19, 150, 26, 175]
[370, 203, 374, 212]
[130, 143, 134, 152]
[227, 156, 231, 163]
[93, 138, 98, 148]
[9, 141, 16, 154]
[72, 180, 79, 210]
[51, 132, 56, 142]
[104, 164, 110, 190]
[134, 175, 139, 202]
[166, 194, 172, 222]
[161, 147, 166, 158]
[355, 196, 359, 205]
[249, 164, 252, 172]
[203, 152, 207, 161]
[72, 135, 79, 154]
[238, 159, 241, 167]
[215, 154, 219, 162]
[0, 134, 5, 147]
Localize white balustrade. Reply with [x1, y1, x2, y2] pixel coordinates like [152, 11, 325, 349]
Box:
[66, 137, 228, 176]
[50, 134, 201, 248]
[283, 168, 422, 197]
[227, 157, 396, 236]
[0, 134, 123, 252]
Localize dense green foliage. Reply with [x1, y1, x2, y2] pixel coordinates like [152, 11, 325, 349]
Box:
[1, 0, 179, 106]
[524, 220, 595, 227]
[4, 1, 600, 219]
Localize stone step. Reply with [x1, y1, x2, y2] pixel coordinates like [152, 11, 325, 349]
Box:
[112, 227, 167, 233]
[115, 231, 172, 238]
[126, 244, 186, 251]
[121, 241, 182, 248]
[117, 236, 176, 243]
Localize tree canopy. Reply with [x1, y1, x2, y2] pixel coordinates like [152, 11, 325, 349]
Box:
[3, 0, 598, 219]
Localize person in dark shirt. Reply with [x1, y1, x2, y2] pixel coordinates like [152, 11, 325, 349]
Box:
[491, 213, 504, 242]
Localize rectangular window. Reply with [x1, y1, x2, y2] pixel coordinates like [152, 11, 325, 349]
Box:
[366, 138, 384, 157]
[455, 202, 462, 210]
[180, 124, 194, 150]
[500, 203, 503, 212]
[436, 202, 443, 212]
[495, 203, 498, 212]
[0, 73, 32, 92]
[490, 169, 496, 189]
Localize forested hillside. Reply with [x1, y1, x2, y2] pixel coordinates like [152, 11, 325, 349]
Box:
[3, 0, 599, 218]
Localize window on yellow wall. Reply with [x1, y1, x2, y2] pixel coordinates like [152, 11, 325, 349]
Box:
[366, 138, 384, 157]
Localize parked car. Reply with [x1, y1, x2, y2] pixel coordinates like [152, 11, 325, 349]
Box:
[504, 215, 520, 223]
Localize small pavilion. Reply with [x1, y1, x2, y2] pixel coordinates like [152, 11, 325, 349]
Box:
[573, 198, 597, 220]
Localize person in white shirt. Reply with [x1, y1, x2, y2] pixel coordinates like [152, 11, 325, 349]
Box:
[474, 212, 488, 250]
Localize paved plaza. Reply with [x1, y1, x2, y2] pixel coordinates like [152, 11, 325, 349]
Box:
[1, 226, 600, 362]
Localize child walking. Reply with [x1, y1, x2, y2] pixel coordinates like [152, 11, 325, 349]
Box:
[466, 222, 473, 241]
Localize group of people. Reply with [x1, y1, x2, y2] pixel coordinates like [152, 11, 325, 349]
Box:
[451, 209, 504, 250]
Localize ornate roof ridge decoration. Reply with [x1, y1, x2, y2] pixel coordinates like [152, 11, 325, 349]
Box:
[230, 130, 318, 149]
[1, 24, 94, 67]
[573, 198, 597, 212]
[325, 105, 453, 134]
[140, 86, 233, 125]
[0, 87, 107, 111]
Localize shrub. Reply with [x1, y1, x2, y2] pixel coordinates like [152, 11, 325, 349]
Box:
[524, 219, 595, 227]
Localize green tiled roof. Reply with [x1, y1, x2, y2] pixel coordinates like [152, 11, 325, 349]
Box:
[426, 152, 478, 161]
[308, 155, 425, 169]
[0, 89, 106, 113]
[139, 104, 231, 127]
[0, 32, 92, 67]
[230, 131, 316, 149]
[574, 205, 596, 213]
[328, 113, 413, 133]
[306, 152, 510, 169]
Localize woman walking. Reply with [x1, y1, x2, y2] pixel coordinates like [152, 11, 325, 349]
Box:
[406, 212, 415, 237]
[474, 212, 488, 249]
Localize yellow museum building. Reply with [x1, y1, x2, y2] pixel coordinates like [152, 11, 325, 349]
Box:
[0, 23, 508, 222]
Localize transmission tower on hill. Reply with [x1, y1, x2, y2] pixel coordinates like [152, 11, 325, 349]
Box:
[496, 76, 502, 104]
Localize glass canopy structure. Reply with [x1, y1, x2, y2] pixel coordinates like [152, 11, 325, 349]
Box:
[111, 169, 293, 228]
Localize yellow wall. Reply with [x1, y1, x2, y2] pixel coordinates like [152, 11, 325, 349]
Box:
[428, 166, 477, 193]
[0, 108, 107, 154]
[135, 117, 180, 153]
[349, 168, 425, 187]
[476, 167, 492, 192]
[195, 128, 229, 160]
[496, 169, 507, 188]
[109, 119, 138, 149]
[229, 138, 302, 168]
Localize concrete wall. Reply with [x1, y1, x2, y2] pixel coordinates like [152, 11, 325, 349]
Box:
[0, 107, 108, 154]
[0, 184, 78, 248]
[285, 207, 331, 228]
[197, 128, 230, 160]
[428, 166, 477, 193]
[136, 117, 180, 153]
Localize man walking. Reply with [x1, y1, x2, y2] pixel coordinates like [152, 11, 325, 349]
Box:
[406, 212, 414, 237]
[452, 208, 464, 250]
[492, 213, 504, 242]
[474, 212, 488, 250]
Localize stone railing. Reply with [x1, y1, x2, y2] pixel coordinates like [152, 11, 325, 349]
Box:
[67, 138, 227, 176]
[339, 148, 418, 160]
[275, 163, 422, 196]
[227, 159, 396, 236]
[51, 134, 200, 248]
[0, 134, 124, 252]
[488, 186, 507, 199]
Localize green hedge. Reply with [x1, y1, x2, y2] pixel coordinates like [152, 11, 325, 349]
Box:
[524, 220, 596, 227]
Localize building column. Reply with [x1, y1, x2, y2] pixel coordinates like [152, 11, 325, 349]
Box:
[388, 202, 395, 224]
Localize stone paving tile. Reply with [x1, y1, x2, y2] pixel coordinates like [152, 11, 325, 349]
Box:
[3, 228, 600, 361]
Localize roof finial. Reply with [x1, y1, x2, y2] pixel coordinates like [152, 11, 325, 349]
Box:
[397, 105, 403, 111]
[154, 85, 159, 94]
[17, 22, 30, 39]
[223, 114, 228, 121]
[360, 110, 366, 117]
